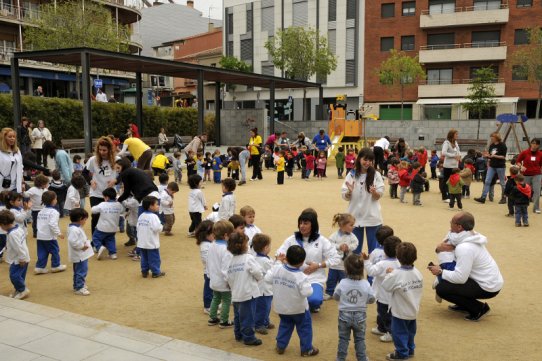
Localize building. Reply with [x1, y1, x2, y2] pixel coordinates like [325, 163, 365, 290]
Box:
[364, 0, 542, 120]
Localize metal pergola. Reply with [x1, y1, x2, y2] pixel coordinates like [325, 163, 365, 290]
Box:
[11, 47, 323, 153]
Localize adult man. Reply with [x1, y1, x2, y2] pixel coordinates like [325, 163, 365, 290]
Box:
[277, 131, 290, 150]
[312, 129, 332, 176]
[428, 212, 503, 321]
[373, 136, 390, 173]
[34, 85, 44, 97]
[184, 134, 207, 158]
[516, 138, 542, 214]
[96, 89, 108, 102]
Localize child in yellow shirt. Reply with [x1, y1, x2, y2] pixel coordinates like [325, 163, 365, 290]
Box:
[275, 151, 285, 185]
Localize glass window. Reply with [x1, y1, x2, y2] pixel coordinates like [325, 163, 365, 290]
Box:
[381, 37, 394, 52]
[401, 35, 415, 51]
[328, 0, 336, 21]
[345, 59, 356, 85]
[514, 29, 529, 45]
[402, 1, 416, 16]
[472, 31, 500, 47]
[382, 3, 395, 18]
[227, 13, 233, 35]
[346, 0, 357, 19]
[469, 107, 496, 120]
[246, 9, 253, 32]
[424, 105, 452, 120]
[516, 0, 532, 8]
[429, 0, 455, 14]
[427, 33, 455, 49]
[473, 0, 501, 10]
[512, 65, 528, 81]
[427, 68, 453, 84]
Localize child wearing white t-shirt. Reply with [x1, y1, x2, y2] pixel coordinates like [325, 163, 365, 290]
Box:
[67, 208, 94, 296]
[136, 196, 164, 278]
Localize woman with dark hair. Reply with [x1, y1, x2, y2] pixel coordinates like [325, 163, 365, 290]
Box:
[393, 138, 409, 159]
[276, 209, 340, 312]
[475, 132, 508, 204]
[341, 148, 385, 255]
[42, 140, 73, 185]
[115, 157, 159, 208]
[441, 129, 461, 201]
[248, 128, 263, 181]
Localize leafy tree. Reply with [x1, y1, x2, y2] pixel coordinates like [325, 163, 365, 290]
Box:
[218, 55, 252, 102]
[463, 67, 497, 140]
[378, 49, 425, 120]
[510, 28, 542, 119]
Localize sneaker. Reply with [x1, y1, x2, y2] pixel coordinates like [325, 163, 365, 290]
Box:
[14, 288, 30, 300]
[34, 268, 49, 275]
[132, 255, 141, 261]
[524, 223, 530, 227]
[255, 327, 268, 335]
[244, 338, 262, 346]
[109, 254, 118, 260]
[323, 294, 332, 301]
[300, 347, 319, 357]
[505, 213, 514, 217]
[435, 294, 442, 303]
[51, 265, 66, 273]
[380, 332, 393, 342]
[442, 199, 450, 203]
[238, 181, 246, 186]
[489, 196, 494, 202]
[152, 272, 166, 278]
[219, 320, 234, 328]
[97, 246, 106, 260]
[464, 303, 490, 322]
[535, 209, 541, 214]
[266, 322, 275, 329]
[208, 318, 220, 326]
[187, 232, 195, 238]
[499, 197, 507, 204]
[515, 223, 522, 227]
[448, 304, 469, 313]
[203, 308, 210, 315]
[142, 271, 148, 278]
[310, 307, 320, 313]
[474, 197, 485, 204]
[371, 327, 385, 336]
[124, 239, 136, 246]
[164, 232, 173, 236]
[74, 288, 90, 296]
[127, 249, 137, 257]
[386, 352, 409, 360]
[276, 346, 285, 355]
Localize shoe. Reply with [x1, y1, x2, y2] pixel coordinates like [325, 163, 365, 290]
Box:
[74, 288, 90, 296]
[238, 181, 246, 186]
[255, 327, 268, 335]
[219, 320, 234, 328]
[187, 232, 195, 237]
[132, 255, 141, 261]
[323, 293, 332, 301]
[535, 209, 541, 214]
[442, 199, 450, 203]
[464, 303, 490, 322]
[524, 223, 529, 227]
[34, 268, 49, 275]
[435, 294, 442, 303]
[13, 288, 30, 300]
[152, 272, 166, 278]
[432, 278, 439, 289]
[300, 347, 319, 357]
[515, 223, 522, 227]
[386, 352, 409, 360]
[109, 254, 118, 260]
[371, 327, 385, 336]
[208, 318, 220, 326]
[499, 198, 507, 204]
[51, 265, 66, 273]
[250, 178, 256, 181]
[244, 338, 262, 346]
[380, 332, 393, 342]
[97, 246, 106, 260]
[489, 196, 494, 202]
[464, 195, 470, 199]
[474, 197, 486, 204]
[203, 308, 210, 315]
[164, 232, 173, 236]
[276, 346, 285, 354]
[127, 249, 137, 257]
[505, 213, 514, 217]
[266, 322, 275, 329]
[448, 304, 469, 313]
[310, 307, 320, 313]
[142, 271, 148, 278]
[124, 239, 136, 246]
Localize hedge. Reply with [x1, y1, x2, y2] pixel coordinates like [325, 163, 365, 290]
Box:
[0, 94, 215, 143]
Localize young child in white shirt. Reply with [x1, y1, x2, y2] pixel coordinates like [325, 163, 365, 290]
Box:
[195, 220, 214, 314]
[252, 234, 275, 335]
[0, 210, 31, 300]
[173, 152, 183, 183]
[226, 232, 264, 346]
[5, 191, 31, 234]
[122, 196, 140, 259]
[382, 242, 423, 360]
[363, 236, 402, 343]
[333, 254, 376, 361]
[160, 182, 179, 236]
[265, 245, 319, 357]
[24, 174, 48, 238]
[137, 196, 165, 278]
[91, 187, 123, 260]
[157, 173, 169, 194]
[324, 213, 359, 300]
[218, 178, 236, 221]
[188, 174, 207, 237]
[240, 205, 262, 246]
[35, 191, 66, 275]
[64, 175, 86, 213]
[67, 208, 94, 296]
[229, 214, 246, 236]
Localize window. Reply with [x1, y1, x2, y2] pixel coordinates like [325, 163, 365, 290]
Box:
[402, 2, 416, 16]
[427, 33, 455, 49]
[328, 0, 336, 21]
[226, 41, 233, 56]
[473, 0, 501, 10]
[401, 35, 415, 51]
[427, 68, 453, 84]
[429, 0, 455, 14]
[346, 0, 357, 19]
[261, 2, 274, 33]
[240, 39, 252, 62]
[381, 3, 395, 18]
[345, 59, 356, 85]
[469, 107, 496, 120]
[328, 29, 337, 54]
[379, 104, 413, 120]
[246, 9, 253, 32]
[516, 0, 532, 8]
[381, 37, 394, 52]
[227, 13, 233, 34]
[515, 29, 529, 45]
[293, 0, 308, 27]
[423, 105, 452, 120]
[472, 31, 500, 47]
[512, 65, 528, 81]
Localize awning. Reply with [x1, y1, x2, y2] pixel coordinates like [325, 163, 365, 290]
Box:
[416, 97, 519, 105]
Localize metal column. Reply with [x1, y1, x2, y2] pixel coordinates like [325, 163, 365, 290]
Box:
[269, 81, 276, 135]
[135, 72, 143, 135]
[11, 57, 21, 128]
[81, 51, 92, 154]
[319, 85, 324, 120]
[215, 81, 221, 146]
[197, 70, 204, 135]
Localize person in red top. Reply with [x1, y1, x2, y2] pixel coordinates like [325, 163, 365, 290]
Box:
[128, 123, 140, 138]
[511, 174, 532, 226]
[398, 161, 413, 203]
[305, 150, 315, 180]
[417, 147, 428, 173]
[516, 138, 542, 214]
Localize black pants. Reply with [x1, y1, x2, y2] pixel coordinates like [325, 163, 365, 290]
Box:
[277, 171, 284, 184]
[507, 198, 514, 215]
[251, 154, 262, 180]
[389, 184, 398, 198]
[442, 167, 454, 199]
[374, 146, 385, 172]
[189, 212, 202, 233]
[33, 148, 45, 167]
[90, 196, 104, 235]
[462, 185, 470, 197]
[431, 166, 437, 179]
[286, 167, 293, 177]
[436, 278, 500, 317]
[449, 193, 462, 209]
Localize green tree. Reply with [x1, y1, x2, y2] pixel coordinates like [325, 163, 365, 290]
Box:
[378, 49, 425, 120]
[462, 67, 497, 140]
[510, 28, 542, 119]
[218, 55, 252, 104]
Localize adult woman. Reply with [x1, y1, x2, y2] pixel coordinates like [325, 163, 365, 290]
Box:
[393, 138, 409, 159]
[116, 157, 159, 209]
[42, 140, 73, 185]
[516, 138, 542, 214]
[341, 148, 384, 255]
[475, 132, 507, 204]
[441, 129, 461, 201]
[292, 132, 312, 150]
[157, 128, 170, 152]
[31, 120, 52, 167]
[86, 136, 118, 234]
[117, 134, 152, 170]
[227, 146, 250, 185]
[248, 128, 263, 181]
[0, 128, 24, 193]
[276, 210, 340, 312]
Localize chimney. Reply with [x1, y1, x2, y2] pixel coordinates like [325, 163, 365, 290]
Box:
[187, 0, 194, 8]
[208, 22, 214, 32]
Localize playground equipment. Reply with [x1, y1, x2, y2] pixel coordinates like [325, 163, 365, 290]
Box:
[494, 113, 530, 152]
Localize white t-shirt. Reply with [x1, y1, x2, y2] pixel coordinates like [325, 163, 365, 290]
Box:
[86, 157, 117, 199]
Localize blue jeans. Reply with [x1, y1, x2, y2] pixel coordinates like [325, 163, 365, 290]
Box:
[126, 224, 137, 242]
[515, 205, 528, 225]
[352, 225, 381, 255]
[376, 301, 391, 333]
[36, 240, 61, 268]
[276, 310, 313, 352]
[254, 295, 273, 329]
[73, 260, 88, 290]
[391, 316, 416, 358]
[10, 263, 28, 292]
[140, 248, 161, 275]
[92, 230, 117, 255]
[239, 150, 250, 182]
[481, 167, 506, 199]
[233, 298, 257, 343]
[337, 310, 368, 361]
[307, 283, 323, 311]
[203, 274, 213, 308]
[325, 269, 345, 296]
[0, 234, 5, 260]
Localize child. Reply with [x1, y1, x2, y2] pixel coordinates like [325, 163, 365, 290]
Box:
[363, 236, 402, 343]
[285, 150, 295, 179]
[122, 196, 139, 251]
[24, 174, 48, 238]
[204, 152, 213, 182]
[0, 210, 30, 299]
[447, 168, 464, 210]
[35, 191, 66, 274]
[324, 213, 358, 300]
[207, 220, 235, 328]
[205, 202, 220, 223]
[188, 174, 207, 237]
[429, 150, 439, 180]
[475, 151, 487, 182]
[219, 178, 236, 221]
[185, 150, 196, 177]
[335, 146, 345, 179]
[158, 173, 169, 193]
[229, 214, 246, 235]
[345, 148, 356, 174]
[387, 158, 400, 199]
[417, 147, 428, 174]
[91, 187, 123, 260]
[49, 169, 68, 218]
[212, 149, 223, 183]
[275, 151, 285, 185]
[334, 254, 376, 361]
[172, 151, 183, 183]
[73, 154, 83, 172]
[6, 191, 31, 234]
[263, 145, 274, 170]
[511, 173, 531, 227]
[316, 151, 327, 179]
[67, 208, 94, 296]
[228, 159, 240, 181]
[196, 153, 205, 179]
[252, 234, 274, 334]
[410, 164, 425, 206]
[0, 191, 7, 263]
[151, 150, 170, 176]
[74, 170, 90, 209]
[305, 149, 315, 180]
[227, 232, 264, 346]
[460, 159, 474, 199]
[195, 220, 214, 314]
[437, 160, 448, 201]
[160, 182, 179, 236]
[64, 175, 86, 213]
[382, 242, 423, 360]
[503, 166, 519, 217]
[398, 161, 412, 203]
[240, 205, 262, 244]
[265, 245, 318, 356]
[137, 196, 165, 278]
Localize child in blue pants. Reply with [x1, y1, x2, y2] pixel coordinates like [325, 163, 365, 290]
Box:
[0, 210, 30, 299]
[136, 196, 165, 278]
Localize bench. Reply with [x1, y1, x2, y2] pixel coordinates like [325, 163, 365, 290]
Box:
[434, 138, 487, 151]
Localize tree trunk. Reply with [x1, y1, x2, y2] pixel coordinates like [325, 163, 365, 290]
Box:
[477, 115, 481, 140]
[400, 84, 404, 121]
[302, 88, 306, 121]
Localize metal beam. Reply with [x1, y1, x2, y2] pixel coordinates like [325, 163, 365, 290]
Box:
[197, 70, 204, 135]
[81, 51, 92, 154]
[135, 72, 143, 135]
[269, 81, 276, 135]
[215, 82, 221, 146]
[319, 85, 324, 120]
[11, 57, 21, 129]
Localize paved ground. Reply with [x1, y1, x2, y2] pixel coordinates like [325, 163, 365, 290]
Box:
[0, 295, 260, 361]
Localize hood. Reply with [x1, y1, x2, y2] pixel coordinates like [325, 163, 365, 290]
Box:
[449, 173, 461, 186]
[448, 230, 487, 246]
[517, 183, 532, 197]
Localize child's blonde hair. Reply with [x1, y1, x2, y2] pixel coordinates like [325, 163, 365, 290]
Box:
[212, 220, 234, 240]
[332, 213, 355, 228]
[400, 160, 410, 169]
[240, 205, 255, 217]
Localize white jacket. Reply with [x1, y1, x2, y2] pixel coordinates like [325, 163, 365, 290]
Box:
[92, 200, 123, 233]
[365, 257, 401, 305]
[441, 140, 460, 169]
[9, 207, 29, 232]
[265, 264, 313, 315]
[206, 240, 232, 292]
[136, 212, 162, 249]
[86, 157, 117, 199]
[67, 224, 94, 263]
[37, 207, 61, 240]
[219, 193, 235, 220]
[24, 187, 45, 211]
[200, 241, 211, 275]
[159, 189, 174, 215]
[328, 231, 359, 270]
[0, 150, 24, 193]
[4, 225, 30, 264]
[188, 189, 206, 213]
[341, 171, 384, 227]
[382, 266, 423, 320]
[255, 254, 274, 296]
[244, 224, 262, 243]
[30, 127, 52, 149]
[227, 253, 263, 302]
[122, 197, 139, 226]
[64, 185, 80, 211]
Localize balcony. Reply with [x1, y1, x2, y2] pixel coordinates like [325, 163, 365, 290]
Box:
[418, 79, 505, 98]
[0, 3, 40, 24]
[419, 42, 507, 63]
[420, 4, 509, 28]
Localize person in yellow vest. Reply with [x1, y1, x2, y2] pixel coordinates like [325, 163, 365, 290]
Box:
[118, 134, 152, 170]
[151, 150, 170, 176]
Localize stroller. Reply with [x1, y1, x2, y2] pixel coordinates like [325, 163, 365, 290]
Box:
[173, 134, 186, 152]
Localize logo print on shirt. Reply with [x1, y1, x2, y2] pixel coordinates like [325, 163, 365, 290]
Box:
[346, 289, 363, 304]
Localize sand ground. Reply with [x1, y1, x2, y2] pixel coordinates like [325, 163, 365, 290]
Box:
[0, 167, 539, 361]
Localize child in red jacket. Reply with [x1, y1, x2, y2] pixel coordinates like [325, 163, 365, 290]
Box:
[398, 161, 413, 203]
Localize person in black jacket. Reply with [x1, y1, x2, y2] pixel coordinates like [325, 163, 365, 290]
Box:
[503, 166, 520, 217]
[410, 162, 426, 206]
[115, 157, 158, 206]
[17, 117, 32, 156]
[511, 173, 531, 227]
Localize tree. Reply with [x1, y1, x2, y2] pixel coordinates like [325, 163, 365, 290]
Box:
[378, 49, 425, 120]
[24, 0, 131, 98]
[510, 28, 542, 119]
[462, 67, 497, 140]
[218, 55, 252, 105]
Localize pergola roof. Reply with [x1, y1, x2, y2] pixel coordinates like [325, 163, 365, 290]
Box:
[13, 47, 321, 90]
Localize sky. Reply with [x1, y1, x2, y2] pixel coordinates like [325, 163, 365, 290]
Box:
[174, 0, 223, 20]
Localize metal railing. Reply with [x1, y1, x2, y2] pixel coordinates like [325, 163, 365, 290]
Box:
[420, 41, 506, 51]
[0, 4, 41, 22]
[419, 78, 504, 85]
[421, 3, 508, 15]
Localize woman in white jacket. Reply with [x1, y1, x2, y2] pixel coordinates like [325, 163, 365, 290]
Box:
[0, 128, 24, 193]
[276, 210, 340, 312]
[31, 120, 52, 168]
[441, 129, 461, 201]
